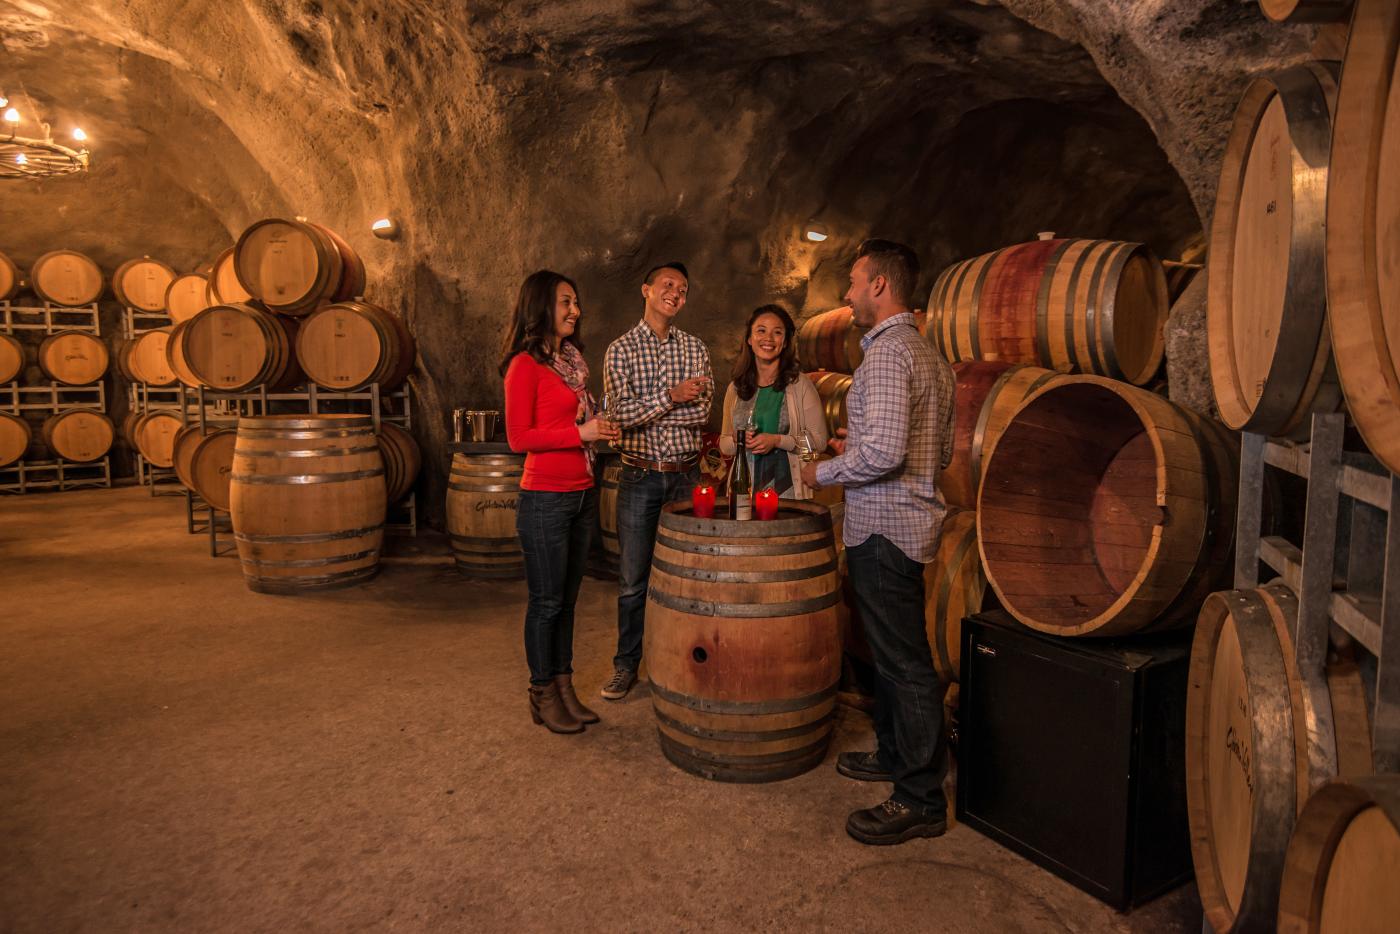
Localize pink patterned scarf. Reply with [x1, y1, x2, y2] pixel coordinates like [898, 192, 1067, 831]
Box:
[550, 340, 596, 477]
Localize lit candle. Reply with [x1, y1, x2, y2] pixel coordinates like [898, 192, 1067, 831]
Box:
[692, 484, 716, 519]
[754, 488, 779, 521]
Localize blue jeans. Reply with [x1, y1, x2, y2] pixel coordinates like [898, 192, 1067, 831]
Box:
[846, 534, 949, 813]
[516, 487, 598, 685]
[614, 464, 698, 671]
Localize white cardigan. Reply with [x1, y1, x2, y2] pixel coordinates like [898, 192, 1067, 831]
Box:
[718, 373, 830, 500]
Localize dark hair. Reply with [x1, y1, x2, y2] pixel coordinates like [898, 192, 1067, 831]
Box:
[731, 304, 801, 401]
[855, 238, 920, 306]
[499, 269, 582, 376]
[644, 262, 689, 285]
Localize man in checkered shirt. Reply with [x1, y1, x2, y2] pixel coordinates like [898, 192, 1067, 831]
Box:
[599, 262, 713, 701]
[802, 239, 956, 845]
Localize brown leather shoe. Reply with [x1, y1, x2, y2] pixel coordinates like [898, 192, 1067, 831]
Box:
[529, 682, 584, 734]
[554, 673, 600, 724]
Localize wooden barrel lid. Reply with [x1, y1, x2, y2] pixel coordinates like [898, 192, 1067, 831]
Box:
[206, 247, 251, 305]
[189, 429, 237, 510]
[0, 250, 20, 301]
[182, 304, 275, 390]
[112, 258, 176, 311]
[126, 329, 177, 386]
[42, 410, 114, 461]
[312, 223, 367, 303]
[171, 424, 202, 488]
[0, 412, 30, 466]
[234, 218, 340, 312]
[165, 273, 210, 324]
[297, 302, 390, 390]
[37, 331, 109, 385]
[30, 251, 103, 306]
[0, 333, 22, 384]
[165, 319, 202, 388]
[133, 411, 184, 467]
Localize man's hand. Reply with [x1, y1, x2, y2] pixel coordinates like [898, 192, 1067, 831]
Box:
[800, 459, 822, 490]
[669, 376, 709, 403]
[828, 427, 848, 456]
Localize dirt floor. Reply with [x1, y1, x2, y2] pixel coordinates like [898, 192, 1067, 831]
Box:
[1, 487, 1203, 933]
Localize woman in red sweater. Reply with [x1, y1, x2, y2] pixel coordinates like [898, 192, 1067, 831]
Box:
[502, 270, 620, 733]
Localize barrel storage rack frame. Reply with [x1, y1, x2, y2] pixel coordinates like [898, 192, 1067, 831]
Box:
[1234, 412, 1400, 774]
[0, 301, 101, 336]
[0, 382, 111, 493]
[121, 305, 171, 339]
[126, 383, 185, 495]
[180, 381, 416, 558]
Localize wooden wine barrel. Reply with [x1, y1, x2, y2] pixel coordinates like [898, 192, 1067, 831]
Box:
[164, 320, 202, 388]
[233, 218, 347, 316]
[165, 273, 211, 324]
[807, 370, 853, 438]
[1164, 260, 1204, 306]
[929, 237, 1168, 385]
[644, 499, 842, 782]
[295, 301, 415, 391]
[205, 247, 251, 305]
[0, 250, 18, 301]
[1209, 63, 1342, 437]
[942, 362, 1061, 508]
[312, 223, 367, 303]
[0, 412, 30, 467]
[187, 429, 237, 509]
[1258, 0, 1353, 23]
[977, 376, 1239, 637]
[170, 424, 202, 488]
[41, 410, 114, 462]
[376, 421, 421, 504]
[112, 258, 176, 311]
[1326, 0, 1400, 477]
[128, 411, 184, 468]
[923, 508, 987, 684]
[180, 303, 302, 392]
[599, 458, 621, 560]
[446, 450, 524, 578]
[0, 333, 22, 384]
[230, 414, 386, 594]
[1278, 775, 1400, 933]
[30, 251, 103, 306]
[119, 329, 178, 387]
[1188, 583, 1369, 933]
[37, 331, 109, 385]
[797, 307, 864, 373]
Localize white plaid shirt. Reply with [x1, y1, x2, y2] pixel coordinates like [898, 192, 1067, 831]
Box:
[604, 319, 713, 461]
[816, 312, 955, 563]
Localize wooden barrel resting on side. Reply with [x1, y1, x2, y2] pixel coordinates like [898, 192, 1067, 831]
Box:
[206, 247, 252, 305]
[1326, 0, 1400, 477]
[128, 411, 184, 468]
[1209, 63, 1342, 437]
[30, 251, 103, 306]
[120, 329, 178, 387]
[797, 306, 864, 374]
[180, 303, 302, 392]
[977, 376, 1238, 637]
[923, 509, 987, 684]
[186, 429, 237, 510]
[229, 414, 386, 594]
[234, 218, 363, 316]
[446, 450, 524, 579]
[376, 422, 421, 504]
[37, 331, 109, 385]
[0, 334, 22, 384]
[808, 370, 853, 440]
[942, 361, 1060, 508]
[295, 300, 415, 391]
[1278, 775, 1400, 933]
[599, 458, 621, 562]
[0, 251, 19, 301]
[42, 411, 114, 462]
[0, 412, 31, 467]
[644, 500, 842, 783]
[165, 273, 211, 324]
[929, 237, 1168, 386]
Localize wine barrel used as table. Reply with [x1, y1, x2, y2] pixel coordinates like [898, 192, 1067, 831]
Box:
[446, 448, 525, 579]
[1208, 63, 1342, 437]
[1326, 0, 1400, 477]
[37, 331, 109, 385]
[112, 257, 176, 312]
[295, 300, 415, 391]
[42, 411, 114, 462]
[0, 333, 23, 384]
[977, 376, 1238, 637]
[30, 251, 103, 306]
[1278, 775, 1400, 934]
[942, 362, 1060, 508]
[229, 414, 386, 594]
[929, 237, 1168, 386]
[0, 412, 31, 467]
[644, 500, 842, 783]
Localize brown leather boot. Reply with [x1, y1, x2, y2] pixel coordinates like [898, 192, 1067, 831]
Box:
[529, 682, 584, 734]
[554, 673, 600, 724]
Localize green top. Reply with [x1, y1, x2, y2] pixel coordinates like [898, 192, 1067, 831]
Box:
[752, 385, 785, 435]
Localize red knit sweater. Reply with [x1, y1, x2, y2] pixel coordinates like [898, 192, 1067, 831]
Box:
[504, 353, 592, 491]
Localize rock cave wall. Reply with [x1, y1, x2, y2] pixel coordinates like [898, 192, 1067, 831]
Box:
[0, 0, 1316, 523]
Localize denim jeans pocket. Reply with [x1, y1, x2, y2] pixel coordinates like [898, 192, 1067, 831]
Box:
[620, 464, 648, 484]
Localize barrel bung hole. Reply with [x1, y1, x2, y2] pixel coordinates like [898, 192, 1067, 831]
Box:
[979, 383, 1160, 627]
[692, 647, 708, 664]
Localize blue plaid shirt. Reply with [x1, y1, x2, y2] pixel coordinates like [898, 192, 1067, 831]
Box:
[815, 312, 955, 563]
[603, 319, 713, 461]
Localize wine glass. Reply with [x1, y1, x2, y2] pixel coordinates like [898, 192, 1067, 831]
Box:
[797, 429, 819, 462]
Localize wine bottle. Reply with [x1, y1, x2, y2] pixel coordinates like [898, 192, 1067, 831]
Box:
[729, 429, 752, 520]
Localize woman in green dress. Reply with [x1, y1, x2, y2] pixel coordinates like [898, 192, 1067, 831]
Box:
[719, 304, 829, 499]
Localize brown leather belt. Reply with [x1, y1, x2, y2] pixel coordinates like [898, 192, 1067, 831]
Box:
[619, 452, 699, 473]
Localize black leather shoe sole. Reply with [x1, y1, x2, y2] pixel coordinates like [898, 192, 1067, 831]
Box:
[845, 817, 948, 846]
[836, 759, 893, 783]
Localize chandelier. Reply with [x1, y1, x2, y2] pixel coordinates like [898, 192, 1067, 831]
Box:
[0, 95, 89, 180]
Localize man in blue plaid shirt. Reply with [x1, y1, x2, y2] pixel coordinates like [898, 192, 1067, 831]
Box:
[802, 239, 956, 845]
[599, 262, 713, 700]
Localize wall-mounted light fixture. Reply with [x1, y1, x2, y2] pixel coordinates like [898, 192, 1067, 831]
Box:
[804, 221, 830, 243]
[72, 127, 87, 142]
[371, 217, 400, 241]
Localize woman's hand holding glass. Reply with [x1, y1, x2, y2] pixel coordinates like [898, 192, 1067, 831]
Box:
[745, 430, 780, 455]
[580, 392, 621, 444]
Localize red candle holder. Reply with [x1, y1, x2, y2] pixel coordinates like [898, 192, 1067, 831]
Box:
[692, 484, 716, 519]
[754, 488, 779, 521]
